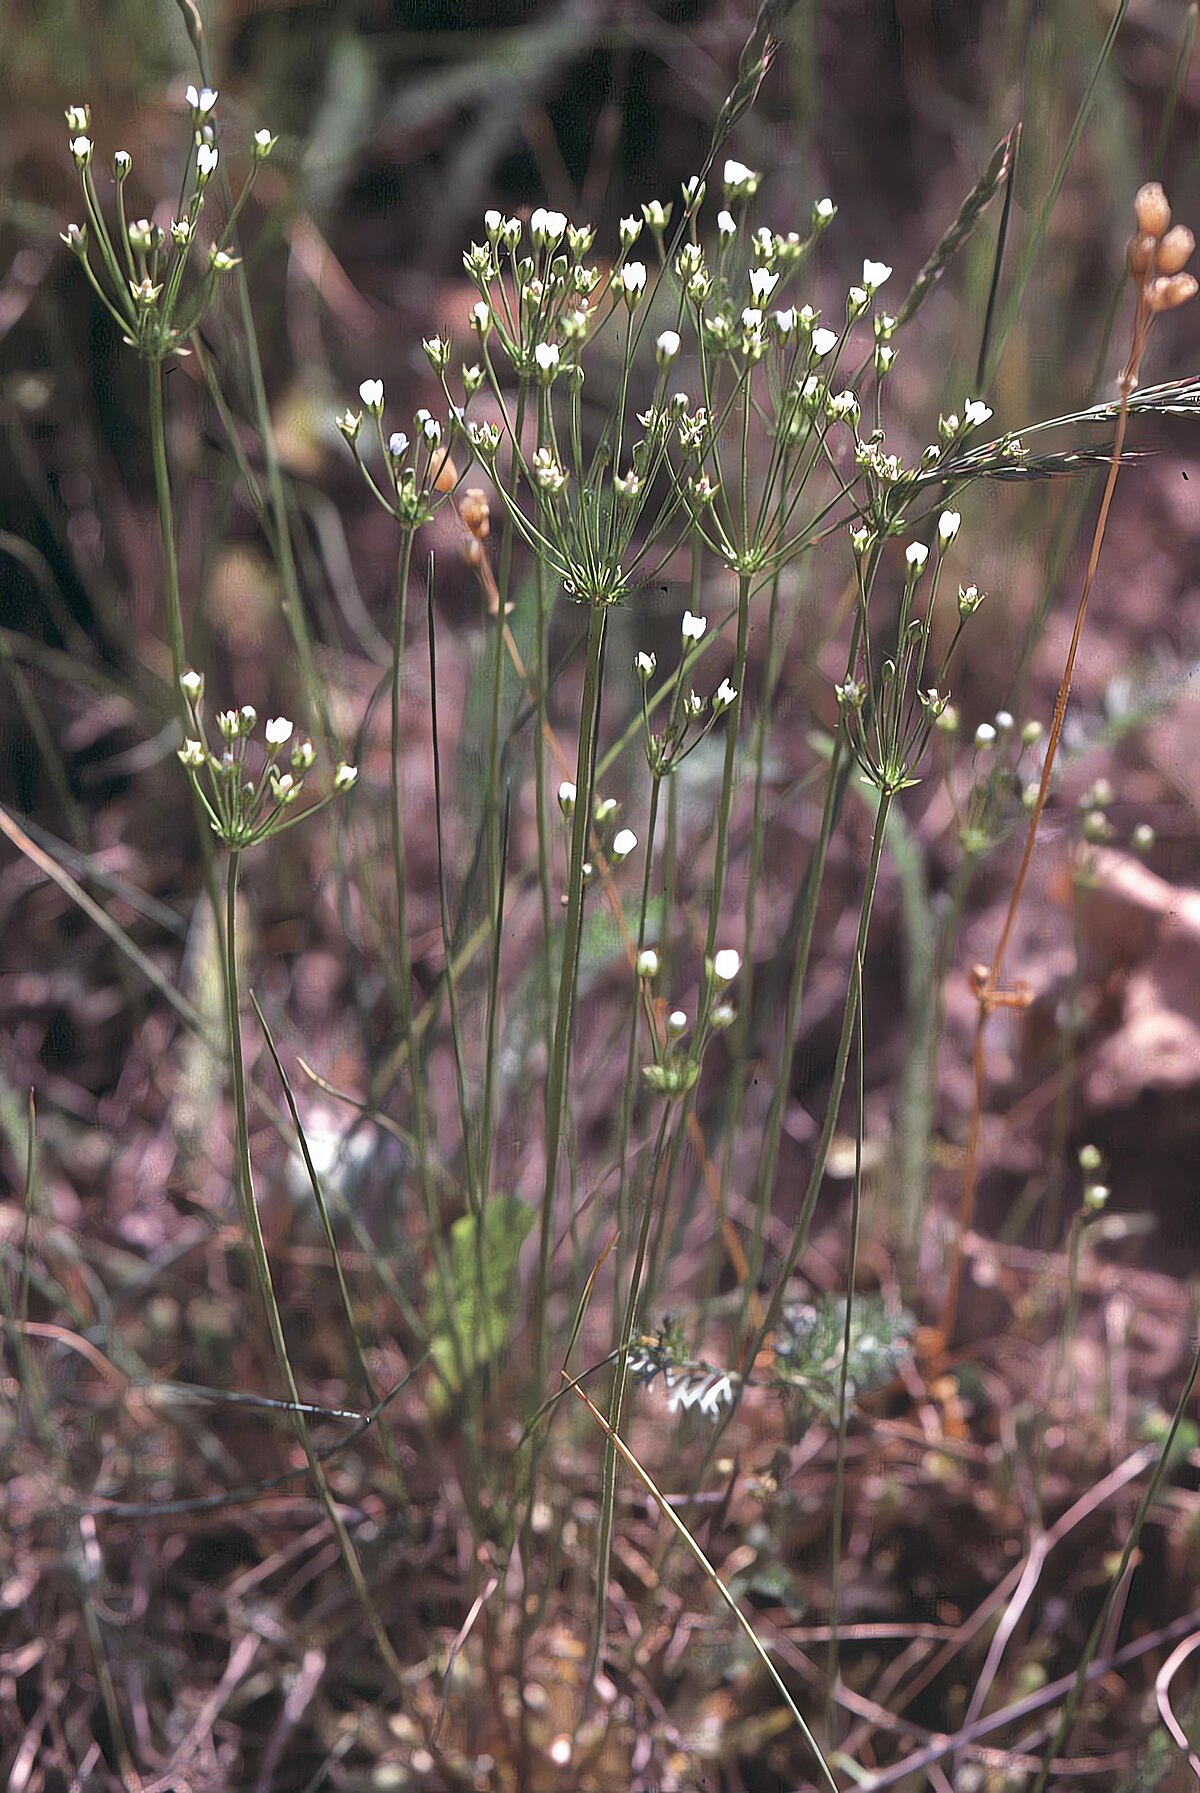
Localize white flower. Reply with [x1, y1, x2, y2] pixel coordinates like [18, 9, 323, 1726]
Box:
[713, 948, 741, 982]
[681, 610, 707, 642]
[667, 1009, 688, 1035]
[416, 408, 441, 444]
[713, 678, 737, 712]
[185, 85, 218, 114]
[619, 215, 642, 248]
[937, 509, 961, 549]
[195, 143, 219, 181]
[264, 716, 293, 747]
[70, 135, 93, 166]
[333, 763, 358, 792]
[620, 261, 647, 301]
[177, 738, 206, 768]
[974, 723, 996, 750]
[470, 300, 491, 333]
[484, 208, 502, 236]
[964, 397, 992, 428]
[862, 259, 892, 291]
[813, 196, 836, 222]
[358, 378, 384, 413]
[530, 207, 567, 247]
[827, 390, 859, 423]
[637, 948, 659, 979]
[749, 267, 779, 300]
[994, 710, 1014, 733]
[811, 327, 839, 357]
[534, 341, 560, 376]
[611, 828, 637, 859]
[773, 307, 798, 338]
[557, 779, 577, 814]
[422, 336, 449, 369]
[387, 431, 409, 459]
[717, 209, 737, 238]
[634, 651, 656, 680]
[722, 158, 760, 196]
[179, 669, 204, 701]
[253, 129, 276, 159]
[905, 542, 929, 571]
[656, 329, 681, 366]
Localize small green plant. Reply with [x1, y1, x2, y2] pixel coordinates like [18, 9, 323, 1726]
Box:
[6, 11, 1200, 1788]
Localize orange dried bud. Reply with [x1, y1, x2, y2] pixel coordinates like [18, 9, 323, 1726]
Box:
[1156, 225, 1195, 275]
[460, 487, 491, 540]
[1147, 271, 1199, 312]
[1134, 181, 1171, 239]
[432, 451, 459, 494]
[1126, 232, 1157, 279]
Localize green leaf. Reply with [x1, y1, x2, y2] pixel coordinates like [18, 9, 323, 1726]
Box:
[427, 1193, 534, 1394]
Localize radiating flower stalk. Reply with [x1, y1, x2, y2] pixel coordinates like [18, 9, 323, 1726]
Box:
[62, 96, 275, 706]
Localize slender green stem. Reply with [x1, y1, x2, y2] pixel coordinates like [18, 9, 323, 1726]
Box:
[222, 852, 411, 1697]
[531, 598, 609, 1377]
[744, 789, 893, 1376]
[146, 358, 187, 704]
[826, 950, 866, 1736]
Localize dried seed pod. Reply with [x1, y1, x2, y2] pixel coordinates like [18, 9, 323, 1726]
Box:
[460, 487, 491, 540]
[1148, 272, 1199, 312]
[431, 450, 459, 493]
[1134, 181, 1171, 239]
[1126, 232, 1158, 280]
[1156, 225, 1195, 275]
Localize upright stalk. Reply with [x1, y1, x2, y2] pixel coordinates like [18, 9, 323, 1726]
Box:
[222, 852, 411, 1696]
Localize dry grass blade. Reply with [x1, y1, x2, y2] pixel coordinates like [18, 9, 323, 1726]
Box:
[895, 127, 1017, 329]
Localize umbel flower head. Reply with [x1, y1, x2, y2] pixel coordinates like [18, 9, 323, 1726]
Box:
[59, 93, 276, 362]
[175, 671, 356, 849]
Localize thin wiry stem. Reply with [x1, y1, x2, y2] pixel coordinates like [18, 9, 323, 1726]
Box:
[944, 276, 1149, 1346]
